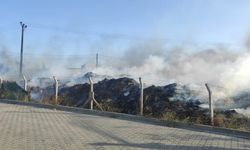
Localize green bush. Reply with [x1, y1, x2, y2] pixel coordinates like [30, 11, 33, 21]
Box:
[0, 82, 29, 101]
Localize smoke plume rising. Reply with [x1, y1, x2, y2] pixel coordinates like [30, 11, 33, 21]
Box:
[0, 36, 250, 115]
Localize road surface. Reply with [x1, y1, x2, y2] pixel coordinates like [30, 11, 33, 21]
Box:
[0, 102, 249, 150]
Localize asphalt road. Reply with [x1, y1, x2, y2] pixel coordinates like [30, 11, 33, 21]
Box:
[0, 102, 249, 150]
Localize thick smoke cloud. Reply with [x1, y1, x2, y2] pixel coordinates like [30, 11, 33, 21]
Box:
[93, 40, 247, 94]
[0, 47, 19, 78]
[89, 39, 250, 113]
[0, 36, 250, 113]
[1, 37, 249, 92]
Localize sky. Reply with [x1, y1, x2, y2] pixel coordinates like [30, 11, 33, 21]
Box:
[1, 0, 250, 56]
[2, 0, 250, 112]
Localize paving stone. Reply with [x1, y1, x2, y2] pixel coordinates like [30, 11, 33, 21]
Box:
[0, 102, 249, 150]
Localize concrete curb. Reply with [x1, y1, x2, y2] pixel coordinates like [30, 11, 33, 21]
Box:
[1, 99, 250, 139]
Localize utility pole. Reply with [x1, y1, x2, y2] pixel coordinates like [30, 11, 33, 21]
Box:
[19, 22, 27, 77]
[96, 53, 99, 68]
[205, 83, 214, 126]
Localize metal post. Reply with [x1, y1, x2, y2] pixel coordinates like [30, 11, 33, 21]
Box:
[19, 22, 27, 77]
[96, 53, 99, 68]
[139, 77, 144, 115]
[83, 76, 103, 110]
[205, 83, 214, 126]
[53, 76, 58, 105]
[39, 78, 42, 87]
[88, 76, 94, 110]
[22, 74, 27, 91]
[0, 77, 3, 88]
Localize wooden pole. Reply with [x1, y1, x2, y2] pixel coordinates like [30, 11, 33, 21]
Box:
[53, 76, 58, 105]
[205, 83, 214, 126]
[139, 77, 144, 115]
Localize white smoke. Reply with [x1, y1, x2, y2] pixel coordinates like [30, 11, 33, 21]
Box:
[1, 36, 250, 115]
[0, 48, 19, 80]
[235, 107, 250, 118]
[220, 54, 250, 95]
[88, 42, 250, 113]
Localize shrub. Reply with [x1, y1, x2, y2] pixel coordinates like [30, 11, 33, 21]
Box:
[161, 111, 177, 121]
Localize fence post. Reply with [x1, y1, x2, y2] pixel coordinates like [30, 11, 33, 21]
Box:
[139, 77, 144, 115]
[0, 77, 2, 84]
[53, 76, 58, 105]
[0, 77, 3, 89]
[88, 76, 94, 110]
[22, 74, 27, 91]
[83, 76, 103, 111]
[205, 83, 214, 126]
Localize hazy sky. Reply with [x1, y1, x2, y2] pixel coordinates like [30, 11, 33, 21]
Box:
[1, 0, 250, 55]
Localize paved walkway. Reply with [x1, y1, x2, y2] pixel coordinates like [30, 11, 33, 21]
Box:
[0, 102, 249, 150]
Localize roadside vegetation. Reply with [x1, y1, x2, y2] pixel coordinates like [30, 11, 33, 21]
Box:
[0, 81, 29, 101]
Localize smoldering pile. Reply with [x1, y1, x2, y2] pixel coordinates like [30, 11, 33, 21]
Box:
[28, 73, 249, 119]
[36, 76, 207, 118]
[1, 72, 250, 129]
